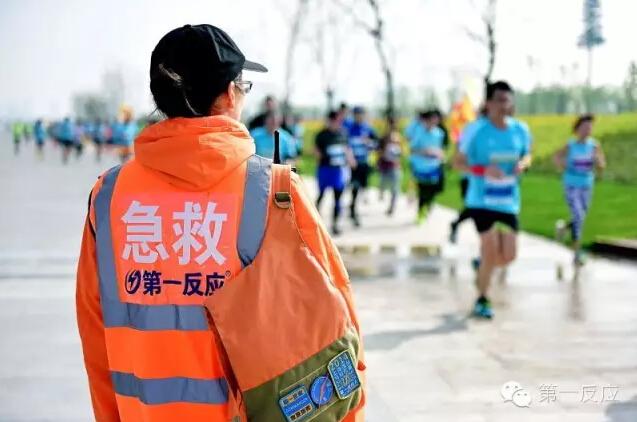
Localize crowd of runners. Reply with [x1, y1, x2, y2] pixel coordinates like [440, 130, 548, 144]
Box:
[305, 80, 606, 319]
[8, 80, 607, 320]
[10, 106, 144, 164]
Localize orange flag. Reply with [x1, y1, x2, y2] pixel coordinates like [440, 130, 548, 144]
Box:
[448, 95, 476, 144]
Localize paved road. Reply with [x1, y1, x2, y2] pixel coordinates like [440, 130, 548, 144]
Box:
[1, 137, 636, 421]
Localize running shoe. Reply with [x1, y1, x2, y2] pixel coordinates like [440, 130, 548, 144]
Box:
[416, 207, 428, 225]
[555, 219, 567, 242]
[471, 257, 481, 272]
[574, 249, 587, 266]
[472, 298, 493, 319]
[449, 222, 458, 244]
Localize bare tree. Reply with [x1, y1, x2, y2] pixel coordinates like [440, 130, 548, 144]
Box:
[464, 0, 497, 91]
[623, 62, 637, 111]
[311, 22, 335, 112]
[335, 0, 395, 122]
[281, 0, 310, 114]
[306, 3, 348, 112]
[72, 93, 109, 121]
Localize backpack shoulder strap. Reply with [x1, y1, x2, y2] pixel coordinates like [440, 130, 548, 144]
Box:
[272, 164, 292, 209]
[237, 155, 272, 268]
[236, 158, 293, 268]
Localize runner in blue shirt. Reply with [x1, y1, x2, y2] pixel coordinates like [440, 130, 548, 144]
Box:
[404, 111, 424, 143]
[73, 119, 86, 159]
[57, 117, 76, 164]
[338, 102, 354, 134]
[553, 114, 606, 266]
[345, 106, 377, 227]
[248, 95, 277, 130]
[92, 119, 106, 162]
[449, 111, 487, 243]
[250, 111, 297, 163]
[112, 110, 139, 163]
[409, 110, 446, 224]
[455, 81, 532, 319]
[282, 113, 305, 156]
[33, 119, 47, 157]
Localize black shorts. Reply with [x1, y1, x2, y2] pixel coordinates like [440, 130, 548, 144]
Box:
[416, 182, 442, 206]
[351, 163, 371, 188]
[468, 208, 519, 233]
[460, 177, 469, 200]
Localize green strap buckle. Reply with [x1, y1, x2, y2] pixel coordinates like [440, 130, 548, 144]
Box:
[274, 192, 291, 209]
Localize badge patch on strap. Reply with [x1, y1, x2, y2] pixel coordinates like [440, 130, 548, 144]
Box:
[310, 375, 334, 406]
[327, 350, 361, 400]
[279, 385, 315, 422]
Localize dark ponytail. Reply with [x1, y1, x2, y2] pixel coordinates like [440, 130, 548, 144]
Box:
[150, 64, 232, 118]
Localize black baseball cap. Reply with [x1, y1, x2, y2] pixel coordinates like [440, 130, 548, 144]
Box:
[151, 23, 267, 76]
[150, 24, 267, 116]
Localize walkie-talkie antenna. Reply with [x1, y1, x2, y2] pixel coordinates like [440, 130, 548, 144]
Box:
[273, 130, 281, 164]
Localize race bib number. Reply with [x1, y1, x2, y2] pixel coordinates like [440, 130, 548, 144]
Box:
[489, 151, 519, 163]
[571, 154, 594, 173]
[384, 144, 401, 161]
[349, 137, 368, 160]
[411, 154, 440, 183]
[326, 144, 346, 166]
[484, 176, 516, 206]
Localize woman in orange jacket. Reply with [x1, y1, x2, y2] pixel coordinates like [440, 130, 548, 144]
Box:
[76, 24, 364, 421]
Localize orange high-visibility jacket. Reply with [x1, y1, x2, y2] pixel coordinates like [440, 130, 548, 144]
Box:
[76, 115, 365, 421]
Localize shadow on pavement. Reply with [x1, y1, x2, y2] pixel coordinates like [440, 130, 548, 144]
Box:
[363, 313, 468, 351]
[605, 395, 637, 422]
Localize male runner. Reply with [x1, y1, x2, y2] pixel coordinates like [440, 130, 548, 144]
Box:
[409, 110, 445, 224]
[315, 110, 354, 235]
[454, 81, 532, 319]
[345, 106, 377, 227]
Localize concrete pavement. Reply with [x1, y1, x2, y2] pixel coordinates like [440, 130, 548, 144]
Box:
[310, 176, 637, 421]
[1, 138, 636, 421]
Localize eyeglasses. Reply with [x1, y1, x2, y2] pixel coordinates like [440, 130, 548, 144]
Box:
[234, 80, 253, 94]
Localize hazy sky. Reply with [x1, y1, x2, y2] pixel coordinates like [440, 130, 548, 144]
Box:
[1, 0, 636, 118]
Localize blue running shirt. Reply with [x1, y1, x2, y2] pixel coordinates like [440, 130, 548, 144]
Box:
[346, 122, 376, 164]
[410, 125, 445, 183]
[563, 138, 597, 188]
[461, 118, 530, 214]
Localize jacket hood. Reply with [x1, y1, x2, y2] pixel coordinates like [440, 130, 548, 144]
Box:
[134, 115, 255, 190]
